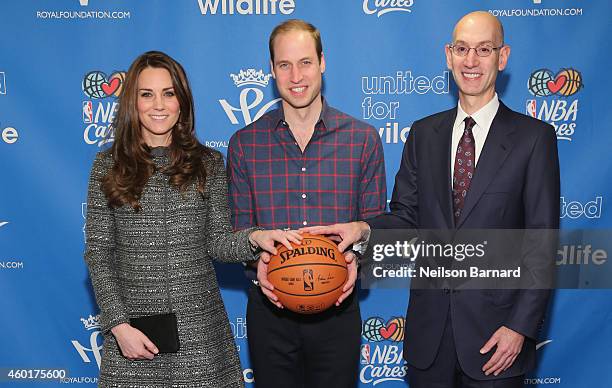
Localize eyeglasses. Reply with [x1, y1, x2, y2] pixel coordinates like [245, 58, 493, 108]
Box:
[448, 44, 504, 57]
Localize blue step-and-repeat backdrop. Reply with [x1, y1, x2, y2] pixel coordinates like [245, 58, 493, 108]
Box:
[1, 0, 611, 386]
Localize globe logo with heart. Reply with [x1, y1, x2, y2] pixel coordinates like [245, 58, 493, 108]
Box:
[82, 71, 126, 99]
[528, 68, 582, 97]
[362, 316, 405, 342]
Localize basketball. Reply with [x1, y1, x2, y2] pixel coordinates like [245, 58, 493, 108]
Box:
[267, 234, 348, 314]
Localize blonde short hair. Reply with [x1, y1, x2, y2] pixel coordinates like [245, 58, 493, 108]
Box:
[269, 19, 323, 63]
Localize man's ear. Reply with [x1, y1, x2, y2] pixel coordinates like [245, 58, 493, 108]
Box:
[445, 44, 453, 70]
[320, 52, 326, 74]
[270, 59, 276, 79]
[498, 45, 511, 71]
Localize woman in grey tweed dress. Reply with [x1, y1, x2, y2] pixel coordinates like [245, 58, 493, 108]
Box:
[84, 51, 300, 387]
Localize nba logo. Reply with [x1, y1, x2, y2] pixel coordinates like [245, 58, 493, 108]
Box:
[360, 344, 371, 364]
[0, 72, 6, 95]
[526, 100, 537, 118]
[83, 101, 93, 123]
[303, 269, 314, 291]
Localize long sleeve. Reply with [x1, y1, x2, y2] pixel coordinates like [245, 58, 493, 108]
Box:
[368, 121, 420, 229]
[227, 132, 255, 230]
[505, 123, 560, 340]
[358, 126, 387, 219]
[204, 149, 258, 263]
[83, 152, 129, 334]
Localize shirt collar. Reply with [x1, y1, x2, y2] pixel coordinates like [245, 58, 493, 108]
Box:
[455, 93, 500, 132]
[273, 97, 330, 131]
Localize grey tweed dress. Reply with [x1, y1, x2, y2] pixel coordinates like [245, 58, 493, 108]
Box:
[84, 147, 253, 387]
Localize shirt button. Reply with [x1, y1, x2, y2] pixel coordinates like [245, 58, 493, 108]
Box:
[301, 193, 307, 199]
[303, 221, 308, 226]
[301, 167, 306, 172]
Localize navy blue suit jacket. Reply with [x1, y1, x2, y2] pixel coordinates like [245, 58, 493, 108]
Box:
[368, 102, 560, 379]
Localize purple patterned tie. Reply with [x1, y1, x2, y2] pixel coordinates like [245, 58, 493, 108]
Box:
[452, 117, 476, 223]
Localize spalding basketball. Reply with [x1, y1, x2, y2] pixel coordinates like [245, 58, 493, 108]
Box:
[267, 234, 347, 314]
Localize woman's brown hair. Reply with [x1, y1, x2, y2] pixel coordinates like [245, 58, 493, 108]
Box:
[101, 51, 208, 210]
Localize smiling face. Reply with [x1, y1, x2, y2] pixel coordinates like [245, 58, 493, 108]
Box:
[445, 12, 510, 113]
[270, 29, 325, 113]
[136, 67, 180, 147]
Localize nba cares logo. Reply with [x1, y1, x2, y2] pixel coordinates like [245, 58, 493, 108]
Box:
[81, 69, 125, 147]
[362, 316, 405, 342]
[82, 71, 126, 99]
[527, 68, 583, 97]
[526, 67, 582, 142]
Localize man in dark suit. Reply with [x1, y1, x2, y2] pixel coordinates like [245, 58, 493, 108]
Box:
[304, 11, 559, 387]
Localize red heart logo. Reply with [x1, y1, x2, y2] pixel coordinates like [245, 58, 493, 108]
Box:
[547, 75, 567, 94]
[101, 77, 120, 96]
[379, 322, 398, 339]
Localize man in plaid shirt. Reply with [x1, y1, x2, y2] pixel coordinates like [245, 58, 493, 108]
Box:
[227, 19, 386, 387]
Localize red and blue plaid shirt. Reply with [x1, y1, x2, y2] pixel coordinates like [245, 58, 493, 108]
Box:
[227, 99, 387, 231]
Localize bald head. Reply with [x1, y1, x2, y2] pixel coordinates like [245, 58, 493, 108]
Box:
[452, 11, 504, 46]
[445, 10, 510, 113]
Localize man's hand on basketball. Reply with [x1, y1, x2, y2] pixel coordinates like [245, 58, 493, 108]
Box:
[301, 221, 370, 252]
[336, 251, 358, 306]
[256, 252, 283, 309]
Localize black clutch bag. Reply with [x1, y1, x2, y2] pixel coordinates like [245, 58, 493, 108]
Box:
[130, 312, 180, 353]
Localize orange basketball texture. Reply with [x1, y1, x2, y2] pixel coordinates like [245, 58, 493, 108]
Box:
[267, 234, 348, 314]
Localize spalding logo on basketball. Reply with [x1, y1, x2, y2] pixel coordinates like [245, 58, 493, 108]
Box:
[268, 234, 347, 314]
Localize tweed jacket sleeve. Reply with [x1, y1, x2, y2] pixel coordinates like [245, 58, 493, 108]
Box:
[203, 149, 258, 263]
[84, 152, 129, 334]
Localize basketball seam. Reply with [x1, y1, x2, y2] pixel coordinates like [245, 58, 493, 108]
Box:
[274, 236, 336, 252]
[273, 282, 346, 297]
[268, 262, 347, 275]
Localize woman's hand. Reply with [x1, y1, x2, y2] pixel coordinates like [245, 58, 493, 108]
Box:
[111, 323, 159, 360]
[256, 252, 283, 309]
[249, 229, 302, 255]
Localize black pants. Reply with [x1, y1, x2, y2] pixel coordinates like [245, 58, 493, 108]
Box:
[247, 284, 361, 388]
[407, 311, 524, 388]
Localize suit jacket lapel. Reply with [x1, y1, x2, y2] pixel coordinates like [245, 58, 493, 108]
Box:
[456, 102, 516, 228]
[430, 108, 456, 229]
